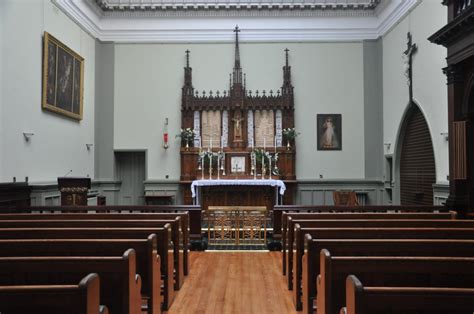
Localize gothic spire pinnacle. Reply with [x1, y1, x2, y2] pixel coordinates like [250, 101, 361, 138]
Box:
[233, 25, 242, 84]
[185, 49, 190, 68]
[282, 48, 293, 96]
[182, 49, 193, 103]
[234, 25, 241, 68]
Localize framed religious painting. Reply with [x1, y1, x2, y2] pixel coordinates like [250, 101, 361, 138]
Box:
[42, 32, 84, 120]
[317, 114, 342, 151]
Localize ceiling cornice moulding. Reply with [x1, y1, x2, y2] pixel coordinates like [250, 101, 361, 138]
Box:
[94, 0, 381, 12]
[53, 0, 420, 43]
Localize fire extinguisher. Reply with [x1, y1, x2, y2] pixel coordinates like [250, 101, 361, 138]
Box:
[163, 118, 169, 149]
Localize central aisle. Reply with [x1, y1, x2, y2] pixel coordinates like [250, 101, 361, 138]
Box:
[165, 252, 299, 314]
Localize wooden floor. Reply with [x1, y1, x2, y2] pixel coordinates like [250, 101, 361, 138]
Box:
[165, 251, 299, 314]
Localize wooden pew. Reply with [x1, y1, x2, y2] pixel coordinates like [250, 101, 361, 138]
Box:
[288, 218, 474, 292]
[316, 251, 474, 314]
[0, 226, 175, 310]
[342, 275, 474, 314]
[17, 205, 201, 244]
[0, 249, 142, 314]
[0, 273, 108, 314]
[0, 236, 161, 314]
[0, 212, 190, 276]
[293, 226, 474, 311]
[281, 211, 455, 276]
[302, 237, 474, 314]
[0, 218, 184, 291]
[273, 205, 452, 241]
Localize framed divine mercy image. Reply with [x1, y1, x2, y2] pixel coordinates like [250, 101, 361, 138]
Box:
[42, 32, 84, 120]
[317, 114, 342, 151]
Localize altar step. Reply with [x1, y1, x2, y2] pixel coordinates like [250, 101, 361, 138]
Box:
[206, 244, 268, 251]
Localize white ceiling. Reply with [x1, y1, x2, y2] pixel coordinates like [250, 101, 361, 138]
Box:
[53, 0, 420, 42]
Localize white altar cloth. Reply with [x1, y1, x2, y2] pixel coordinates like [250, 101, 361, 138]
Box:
[191, 179, 286, 198]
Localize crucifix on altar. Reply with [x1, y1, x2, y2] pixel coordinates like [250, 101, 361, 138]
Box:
[403, 32, 417, 102]
[232, 110, 244, 142]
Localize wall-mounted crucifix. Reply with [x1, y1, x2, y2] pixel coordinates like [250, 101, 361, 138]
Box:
[403, 32, 417, 103]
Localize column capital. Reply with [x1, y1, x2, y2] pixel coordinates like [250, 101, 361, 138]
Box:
[443, 64, 464, 85]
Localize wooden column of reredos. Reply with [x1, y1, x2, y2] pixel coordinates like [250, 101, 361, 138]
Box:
[429, 0, 474, 217]
[179, 26, 296, 209]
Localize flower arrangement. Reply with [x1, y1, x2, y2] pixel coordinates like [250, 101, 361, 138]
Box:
[176, 128, 196, 142]
[254, 149, 278, 166]
[282, 127, 300, 140]
[198, 151, 222, 168]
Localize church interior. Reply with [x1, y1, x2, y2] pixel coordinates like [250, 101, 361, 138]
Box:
[1, 0, 474, 313]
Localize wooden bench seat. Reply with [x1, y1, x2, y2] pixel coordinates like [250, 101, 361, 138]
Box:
[287, 219, 474, 292]
[292, 226, 474, 311]
[342, 275, 474, 314]
[0, 226, 175, 310]
[17, 205, 202, 242]
[280, 211, 455, 276]
[0, 273, 108, 314]
[0, 212, 190, 276]
[0, 249, 142, 314]
[302, 237, 474, 314]
[0, 236, 162, 314]
[273, 205, 452, 241]
[0, 218, 184, 291]
[317, 250, 474, 314]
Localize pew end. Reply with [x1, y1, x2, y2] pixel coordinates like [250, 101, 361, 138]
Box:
[345, 275, 364, 314]
[344, 274, 474, 314]
[0, 273, 104, 314]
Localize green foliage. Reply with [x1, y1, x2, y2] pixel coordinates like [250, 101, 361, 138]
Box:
[176, 128, 195, 141]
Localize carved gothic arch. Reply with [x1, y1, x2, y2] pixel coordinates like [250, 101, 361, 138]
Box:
[393, 100, 437, 205]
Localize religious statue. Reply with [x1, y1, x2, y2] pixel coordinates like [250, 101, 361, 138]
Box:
[232, 111, 244, 141]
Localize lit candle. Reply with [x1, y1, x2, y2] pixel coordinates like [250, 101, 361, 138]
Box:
[210, 136, 213, 150]
[274, 136, 277, 153]
[221, 135, 224, 150]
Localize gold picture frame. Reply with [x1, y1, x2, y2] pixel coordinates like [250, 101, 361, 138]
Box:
[42, 32, 84, 120]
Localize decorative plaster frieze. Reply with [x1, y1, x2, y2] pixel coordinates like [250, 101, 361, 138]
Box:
[94, 0, 381, 13]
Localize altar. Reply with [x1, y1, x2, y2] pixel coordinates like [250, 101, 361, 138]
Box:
[191, 179, 286, 207]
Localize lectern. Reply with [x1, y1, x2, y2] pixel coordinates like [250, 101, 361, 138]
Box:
[57, 177, 91, 206]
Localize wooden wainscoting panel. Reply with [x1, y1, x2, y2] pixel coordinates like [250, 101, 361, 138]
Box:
[454, 121, 467, 180]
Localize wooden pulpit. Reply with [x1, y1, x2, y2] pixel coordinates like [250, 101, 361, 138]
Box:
[58, 177, 91, 206]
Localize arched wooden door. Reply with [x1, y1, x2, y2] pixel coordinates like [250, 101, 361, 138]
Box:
[400, 106, 436, 205]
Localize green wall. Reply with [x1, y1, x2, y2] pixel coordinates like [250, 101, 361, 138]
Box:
[1, 0, 96, 183]
[114, 42, 366, 181]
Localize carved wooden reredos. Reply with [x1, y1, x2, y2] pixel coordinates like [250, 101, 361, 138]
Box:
[179, 26, 296, 189]
[181, 26, 295, 149]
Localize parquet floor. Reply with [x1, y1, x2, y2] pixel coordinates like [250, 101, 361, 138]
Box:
[165, 251, 299, 314]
